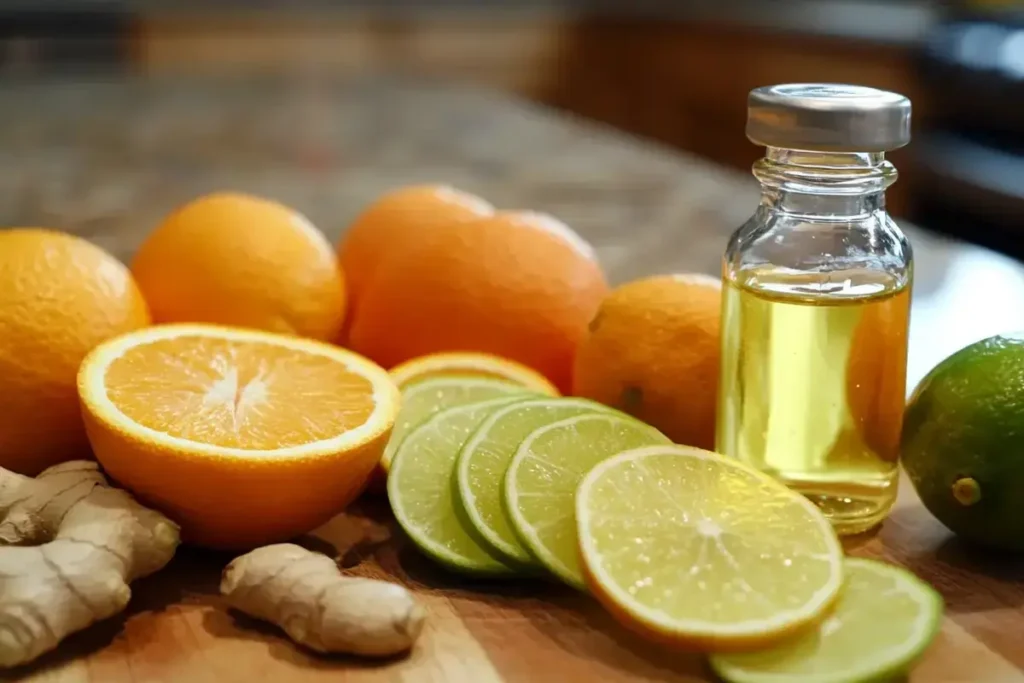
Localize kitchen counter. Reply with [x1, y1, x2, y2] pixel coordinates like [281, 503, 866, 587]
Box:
[3, 75, 1023, 682]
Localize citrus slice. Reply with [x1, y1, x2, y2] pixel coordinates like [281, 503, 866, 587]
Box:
[455, 397, 613, 565]
[78, 323, 400, 549]
[576, 444, 844, 650]
[504, 413, 670, 588]
[390, 351, 559, 395]
[710, 558, 942, 683]
[380, 375, 532, 473]
[389, 396, 531, 574]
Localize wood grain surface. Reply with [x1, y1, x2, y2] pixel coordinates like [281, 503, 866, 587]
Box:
[1, 76, 1022, 683]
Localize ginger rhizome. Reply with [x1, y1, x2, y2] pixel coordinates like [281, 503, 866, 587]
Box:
[0, 461, 180, 668]
[221, 543, 426, 657]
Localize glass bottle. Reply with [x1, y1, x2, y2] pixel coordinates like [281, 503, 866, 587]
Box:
[717, 84, 913, 536]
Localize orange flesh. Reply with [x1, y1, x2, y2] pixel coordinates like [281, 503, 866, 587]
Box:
[105, 336, 375, 449]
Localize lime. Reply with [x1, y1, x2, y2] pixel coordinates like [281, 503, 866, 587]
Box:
[711, 558, 942, 683]
[380, 375, 532, 472]
[577, 444, 843, 650]
[388, 396, 529, 575]
[504, 412, 669, 588]
[902, 333, 1024, 552]
[455, 397, 613, 565]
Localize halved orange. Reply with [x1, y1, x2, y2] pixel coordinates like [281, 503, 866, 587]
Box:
[389, 351, 559, 395]
[78, 324, 400, 549]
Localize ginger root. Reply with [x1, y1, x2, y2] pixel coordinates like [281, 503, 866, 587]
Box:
[0, 461, 180, 668]
[221, 543, 426, 657]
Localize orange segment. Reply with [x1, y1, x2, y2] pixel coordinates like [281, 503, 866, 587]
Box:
[78, 324, 399, 549]
[389, 352, 560, 396]
[105, 337, 376, 448]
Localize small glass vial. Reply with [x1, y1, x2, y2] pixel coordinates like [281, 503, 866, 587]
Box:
[717, 84, 913, 536]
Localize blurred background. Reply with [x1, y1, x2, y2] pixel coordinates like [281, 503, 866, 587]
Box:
[3, 0, 1024, 256]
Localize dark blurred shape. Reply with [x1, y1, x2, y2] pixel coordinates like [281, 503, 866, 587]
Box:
[913, 2, 1024, 255]
[0, 3, 129, 72]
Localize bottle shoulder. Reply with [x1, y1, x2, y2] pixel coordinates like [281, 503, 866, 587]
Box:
[725, 207, 912, 285]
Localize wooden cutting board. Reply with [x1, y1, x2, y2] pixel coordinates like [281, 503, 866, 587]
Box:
[7, 478, 1024, 683]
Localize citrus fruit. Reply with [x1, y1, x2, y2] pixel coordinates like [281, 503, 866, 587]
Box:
[572, 273, 721, 449]
[576, 444, 844, 650]
[504, 413, 670, 587]
[0, 228, 151, 475]
[710, 557, 942, 683]
[348, 211, 608, 393]
[132, 192, 346, 341]
[389, 396, 532, 574]
[902, 333, 1024, 552]
[336, 184, 493, 338]
[380, 375, 534, 474]
[78, 323, 399, 549]
[390, 351, 559, 396]
[455, 397, 613, 565]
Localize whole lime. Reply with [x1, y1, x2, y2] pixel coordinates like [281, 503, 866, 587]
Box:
[902, 334, 1024, 552]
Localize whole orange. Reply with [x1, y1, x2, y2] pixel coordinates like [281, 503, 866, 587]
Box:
[336, 185, 493, 340]
[572, 274, 721, 449]
[132, 192, 346, 341]
[0, 228, 150, 474]
[348, 211, 608, 393]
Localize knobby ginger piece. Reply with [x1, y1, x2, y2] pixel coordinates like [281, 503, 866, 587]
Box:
[221, 543, 426, 657]
[0, 461, 180, 668]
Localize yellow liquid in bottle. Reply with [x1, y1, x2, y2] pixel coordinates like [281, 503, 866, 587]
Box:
[716, 266, 910, 535]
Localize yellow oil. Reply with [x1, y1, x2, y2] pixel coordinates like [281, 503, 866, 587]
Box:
[716, 266, 910, 535]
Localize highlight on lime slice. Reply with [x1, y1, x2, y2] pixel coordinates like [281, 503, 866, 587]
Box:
[504, 412, 670, 588]
[455, 397, 613, 565]
[576, 444, 844, 649]
[388, 396, 530, 575]
[380, 375, 532, 472]
[710, 558, 943, 683]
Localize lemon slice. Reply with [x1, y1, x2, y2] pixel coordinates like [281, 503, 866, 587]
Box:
[380, 375, 532, 472]
[504, 413, 670, 588]
[388, 396, 531, 575]
[455, 397, 613, 565]
[711, 558, 943, 683]
[390, 351, 559, 395]
[576, 444, 843, 649]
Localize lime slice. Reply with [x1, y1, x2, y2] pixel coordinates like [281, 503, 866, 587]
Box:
[455, 397, 613, 565]
[711, 558, 942, 683]
[388, 396, 530, 575]
[504, 412, 669, 588]
[576, 444, 844, 649]
[380, 375, 531, 472]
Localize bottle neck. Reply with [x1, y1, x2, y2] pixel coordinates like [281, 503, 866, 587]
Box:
[753, 147, 897, 218]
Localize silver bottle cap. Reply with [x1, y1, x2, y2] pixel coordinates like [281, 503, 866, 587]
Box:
[746, 83, 911, 153]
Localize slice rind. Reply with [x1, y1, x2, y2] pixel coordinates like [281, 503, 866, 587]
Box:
[577, 444, 844, 649]
[390, 351, 559, 396]
[710, 558, 943, 683]
[388, 396, 530, 574]
[456, 397, 613, 565]
[505, 413, 670, 588]
[380, 375, 532, 472]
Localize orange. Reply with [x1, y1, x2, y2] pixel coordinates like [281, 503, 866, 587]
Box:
[132, 192, 346, 341]
[78, 324, 400, 549]
[390, 351, 559, 395]
[336, 185, 493, 339]
[572, 274, 721, 449]
[348, 211, 608, 393]
[0, 228, 150, 475]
